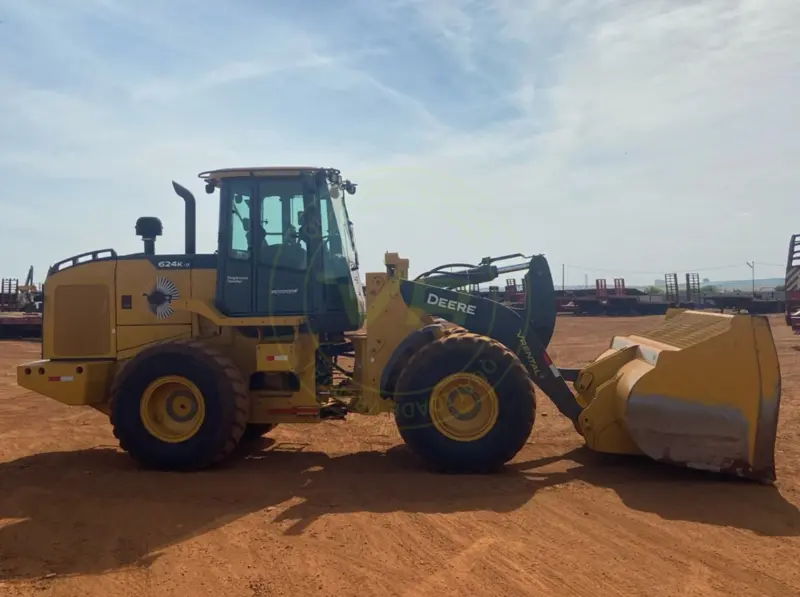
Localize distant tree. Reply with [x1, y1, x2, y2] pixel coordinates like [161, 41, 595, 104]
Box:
[775, 284, 786, 291]
[701, 285, 718, 294]
[644, 285, 662, 294]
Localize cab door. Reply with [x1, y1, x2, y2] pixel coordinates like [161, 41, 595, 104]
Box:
[253, 179, 316, 315]
[216, 178, 255, 316]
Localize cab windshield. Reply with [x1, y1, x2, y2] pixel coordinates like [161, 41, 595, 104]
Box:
[319, 184, 358, 273]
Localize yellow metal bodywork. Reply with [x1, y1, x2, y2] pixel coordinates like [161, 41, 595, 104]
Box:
[346, 265, 431, 415]
[16, 251, 432, 425]
[17, 359, 116, 406]
[43, 260, 117, 360]
[574, 309, 781, 480]
[383, 252, 409, 280]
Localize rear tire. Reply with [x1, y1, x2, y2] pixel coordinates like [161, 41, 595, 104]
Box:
[110, 339, 250, 471]
[393, 332, 536, 473]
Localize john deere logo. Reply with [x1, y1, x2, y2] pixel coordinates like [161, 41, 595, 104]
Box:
[144, 277, 180, 320]
[426, 292, 477, 315]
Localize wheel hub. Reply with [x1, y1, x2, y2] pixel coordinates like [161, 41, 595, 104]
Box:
[140, 375, 206, 443]
[165, 391, 200, 423]
[446, 387, 482, 421]
[429, 373, 499, 442]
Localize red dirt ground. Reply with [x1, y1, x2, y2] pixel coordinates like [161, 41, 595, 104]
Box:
[0, 315, 798, 597]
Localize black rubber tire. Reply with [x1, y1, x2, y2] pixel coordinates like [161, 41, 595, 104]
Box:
[393, 332, 536, 473]
[109, 339, 250, 471]
[241, 423, 278, 442]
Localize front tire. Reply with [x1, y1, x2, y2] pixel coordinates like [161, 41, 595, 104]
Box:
[393, 332, 536, 473]
[110, 339, 250, 471]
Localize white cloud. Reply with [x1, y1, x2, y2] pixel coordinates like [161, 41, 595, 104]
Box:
[351, 0, 800, 283]
[0, 0, 797, 287]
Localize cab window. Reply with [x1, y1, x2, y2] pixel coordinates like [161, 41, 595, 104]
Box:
[319, 195, 351, 280]
[257, 180, 308, 270]
[227, 180, 252, 260]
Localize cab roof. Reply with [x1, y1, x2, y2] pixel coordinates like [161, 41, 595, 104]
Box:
[198, 166, 322, 180]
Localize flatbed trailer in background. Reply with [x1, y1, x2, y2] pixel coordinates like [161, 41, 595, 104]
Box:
[706, 292, 784, 315]
[492, 277, 676, 316]
[0, 266, 43, 338]
[478, 273, 785, 318]
[0, 312, 42, 338]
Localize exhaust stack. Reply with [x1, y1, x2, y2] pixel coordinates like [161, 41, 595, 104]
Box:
[171, 181, 197, 255]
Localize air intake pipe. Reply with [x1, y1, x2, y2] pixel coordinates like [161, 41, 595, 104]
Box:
[135, 217, 163, 255]
[171, 181, 197, 255]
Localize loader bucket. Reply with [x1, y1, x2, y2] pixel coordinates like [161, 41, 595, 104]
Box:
[574, 309, 781, 482]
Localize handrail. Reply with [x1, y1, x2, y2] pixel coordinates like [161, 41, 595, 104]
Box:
[48, 249, 118, 276]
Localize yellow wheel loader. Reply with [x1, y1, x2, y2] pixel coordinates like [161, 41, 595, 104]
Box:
[16, 166, 782, 481]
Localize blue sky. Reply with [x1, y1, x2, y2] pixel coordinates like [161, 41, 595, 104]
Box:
[1, 0, 798, 286]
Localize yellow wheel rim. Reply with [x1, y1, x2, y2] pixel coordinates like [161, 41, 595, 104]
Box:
[140, 375, 206, 443]
[429, 373, 499, 442]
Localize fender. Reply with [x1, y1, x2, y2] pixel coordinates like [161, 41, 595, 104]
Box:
[379, 323, 446, 398]
[398, 277, 583, 424]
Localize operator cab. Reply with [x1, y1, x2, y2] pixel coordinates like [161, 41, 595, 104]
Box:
[199, 166, 365, 333]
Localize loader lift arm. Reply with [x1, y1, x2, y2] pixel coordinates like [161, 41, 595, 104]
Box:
[414, 252, 557, 349]
[414, 253, 531, 291]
